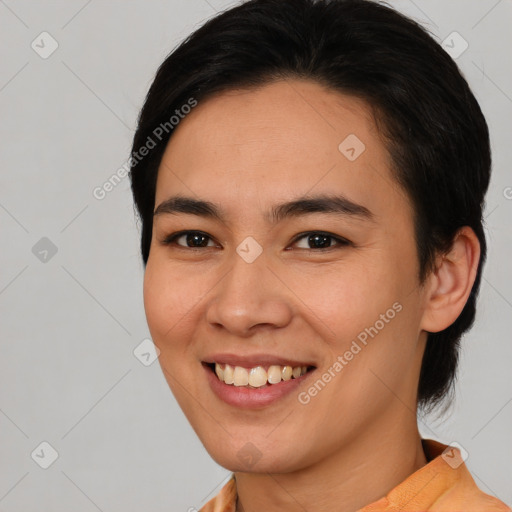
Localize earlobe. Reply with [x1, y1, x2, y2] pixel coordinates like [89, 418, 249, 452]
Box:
[420, 227, 481, 333]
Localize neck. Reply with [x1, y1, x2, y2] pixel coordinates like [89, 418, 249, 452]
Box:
[234, 414, 427, 512]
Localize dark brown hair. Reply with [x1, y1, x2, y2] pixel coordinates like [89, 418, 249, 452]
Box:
[129, 0, 491, 410]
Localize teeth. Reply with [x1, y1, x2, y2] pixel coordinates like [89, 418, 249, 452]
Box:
[214, 363, 309, 387]
[224, 364, 234, 385]
[282, 366, 293, 381]
[248, 366, 267, 387]
[267, 365, 282, 384]
[233, 366, 249, 386]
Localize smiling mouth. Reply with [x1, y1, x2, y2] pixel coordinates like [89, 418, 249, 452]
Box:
[205, 362, 316, 388]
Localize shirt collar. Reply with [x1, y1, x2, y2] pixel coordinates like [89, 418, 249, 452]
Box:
[199, 439, 509, 512]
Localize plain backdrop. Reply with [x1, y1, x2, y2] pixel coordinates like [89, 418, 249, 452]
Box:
[1, 0, 511, 510]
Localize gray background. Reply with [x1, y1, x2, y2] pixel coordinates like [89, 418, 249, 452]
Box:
[0, 0, 511, 510]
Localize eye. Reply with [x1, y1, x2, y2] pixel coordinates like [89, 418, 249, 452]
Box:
[290, 231, 350, 250]
[161, 230, 218, 248]
[160, 230, 350, 251]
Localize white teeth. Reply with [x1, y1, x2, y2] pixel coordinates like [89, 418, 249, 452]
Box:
[267, 365, 282, 384]
[282, 366, 293, 381]
[223, 364, 234, 385]
[233, 366, 249, 386]
[214, 362, 309, 387]
[248, 366, 267, 387]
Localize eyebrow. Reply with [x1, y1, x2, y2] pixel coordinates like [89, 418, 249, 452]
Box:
[153, 194, 375, 224]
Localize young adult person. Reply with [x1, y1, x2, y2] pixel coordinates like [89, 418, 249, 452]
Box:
[129, 1, 511, 510]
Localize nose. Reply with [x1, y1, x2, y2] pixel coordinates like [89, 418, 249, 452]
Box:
[205, 252, 293, 337]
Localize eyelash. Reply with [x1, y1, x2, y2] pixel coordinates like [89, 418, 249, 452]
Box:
[160, 230, 351, 251]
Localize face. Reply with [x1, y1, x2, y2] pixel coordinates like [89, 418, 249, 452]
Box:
[144, 79, 430, 473]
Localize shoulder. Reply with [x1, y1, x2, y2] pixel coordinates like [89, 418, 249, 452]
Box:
[429, 467, 511, 512]
[424, 440, 511, 512]
[362, 439, 511, 512]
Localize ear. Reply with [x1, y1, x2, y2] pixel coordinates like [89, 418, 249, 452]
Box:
[420, 226, 481, 333]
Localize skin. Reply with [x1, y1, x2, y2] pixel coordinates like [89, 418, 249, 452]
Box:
[143, 79, 480, 511]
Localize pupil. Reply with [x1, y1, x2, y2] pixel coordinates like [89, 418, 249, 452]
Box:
[188, 233, 208, 247]
[309, 234, 331, 248]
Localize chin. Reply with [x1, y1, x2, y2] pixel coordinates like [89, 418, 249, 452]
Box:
[202, 437, 310, 474]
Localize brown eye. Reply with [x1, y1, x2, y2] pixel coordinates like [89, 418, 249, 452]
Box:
[292, 232, 350, 250]
[162, 231, 217, 248]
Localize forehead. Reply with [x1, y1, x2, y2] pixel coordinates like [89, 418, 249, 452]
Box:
[154, 79, 408, 222]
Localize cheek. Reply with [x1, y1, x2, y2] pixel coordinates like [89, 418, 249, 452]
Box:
[143, 259, 206, 409]
[287, 256, 403, 342]
[143, 258, 203, 350]
[287, 252, 421, 395]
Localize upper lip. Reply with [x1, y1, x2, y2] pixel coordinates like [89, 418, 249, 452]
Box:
[202, 353, 316, 368]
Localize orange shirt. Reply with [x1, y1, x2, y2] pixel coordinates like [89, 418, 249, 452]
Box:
[199, 439, 511, 512]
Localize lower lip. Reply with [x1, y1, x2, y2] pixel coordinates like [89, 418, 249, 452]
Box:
[204, 364, 314, 409]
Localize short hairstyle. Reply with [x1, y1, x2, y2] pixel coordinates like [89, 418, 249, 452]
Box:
[129, 0, 491, 411]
